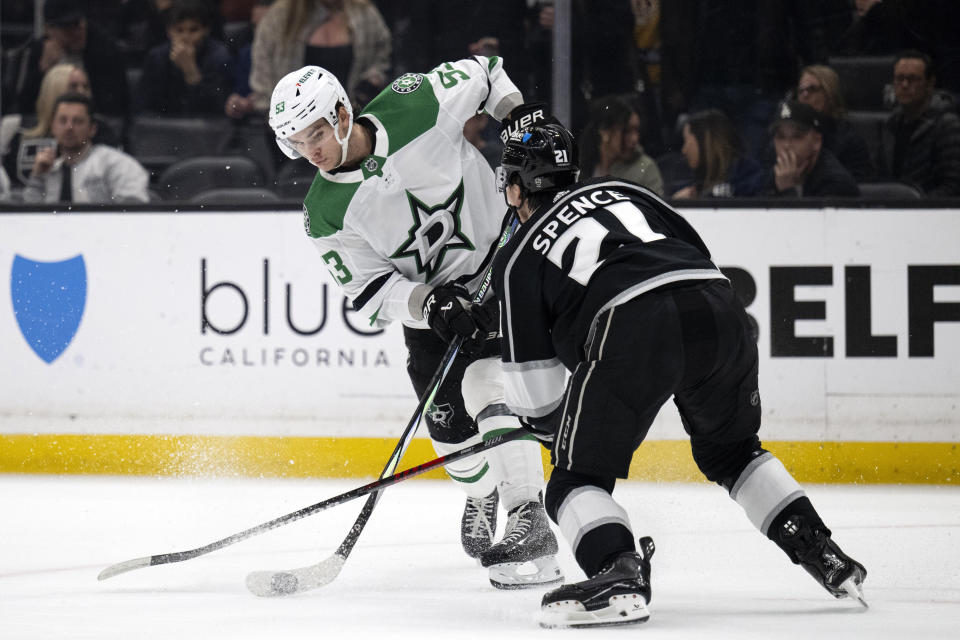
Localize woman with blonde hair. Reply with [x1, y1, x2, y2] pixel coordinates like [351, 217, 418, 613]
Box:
[795, 64, 873, 180]
[2, 63, 119, 187]
[673, 109, 763, 198]
[24, 64, 92, 139]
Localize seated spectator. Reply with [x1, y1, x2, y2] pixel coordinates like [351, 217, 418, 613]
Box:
[763, 101, 860, 198]
[2, 63, 121, 188]
[137, 0, 234, 116]
[1, 0, 129, 117]
[579, 95, 664, 196]
[795, 65, 874, 181]
[23, 94, 149, 204]
[673, 109, 764, 199]
[115, 1, 180, 69]
[224, 1, 274, 120]
[875, 50, 960, 197]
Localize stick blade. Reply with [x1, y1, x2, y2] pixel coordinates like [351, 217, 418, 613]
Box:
[246, 555, 346, 597]
[841, 575, 869, 609]
[98, 556, 152, 581]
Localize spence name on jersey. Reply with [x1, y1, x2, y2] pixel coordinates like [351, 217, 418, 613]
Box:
[493, 178, 727, 419]
[302, 56, 520, 329]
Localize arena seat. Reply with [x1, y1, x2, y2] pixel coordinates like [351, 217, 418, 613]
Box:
[828, 56, 895, 111]
[847, 110, 888, 166]
[156, 155, 266, 201]
[191, 187, 280, 204]
[128, 116, 233, 179]
[857, 181, 923, 200]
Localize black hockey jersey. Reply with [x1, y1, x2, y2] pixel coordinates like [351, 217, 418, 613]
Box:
[493, 178, 726, 419]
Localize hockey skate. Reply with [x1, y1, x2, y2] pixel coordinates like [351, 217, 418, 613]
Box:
[539, 537, 656, 629]
[478, 498, 562, 589]
[778, 515, 868, 607]
[461, 489, 498, 559]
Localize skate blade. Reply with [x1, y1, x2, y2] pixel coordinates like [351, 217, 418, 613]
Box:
[840, 575, 868, 609]
[538, 593, 650, 628]
[488, 555, 563, 590]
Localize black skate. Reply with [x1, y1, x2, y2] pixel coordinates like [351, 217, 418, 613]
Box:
[539, 537, 656, 629]
[461, 489, 498, 559]
[779, 515, 868, 607]
[478, 498, 562, 589]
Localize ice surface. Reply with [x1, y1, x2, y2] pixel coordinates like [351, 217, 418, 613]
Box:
[2, 475, 958, 639]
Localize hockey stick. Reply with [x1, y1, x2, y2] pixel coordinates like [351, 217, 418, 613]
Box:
[244, 213, 520, 596]
[97, 427, 529, 584]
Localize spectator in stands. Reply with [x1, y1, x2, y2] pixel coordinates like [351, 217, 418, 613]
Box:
[672, 109, 764, 199]
[137, 0, 234, 116]
[2, 0, 129, 118]
[224, 1, 274, 120]
[795, 65, 874, 181]
[249, 0, 391, 113]
[763, 101, 860, 197]
[0, 166, 11, 202]
[875, 51, 960, 197]
[23, 94, 149, 204]
[579, 95, 664, 195]
[2, 64, 121, 188]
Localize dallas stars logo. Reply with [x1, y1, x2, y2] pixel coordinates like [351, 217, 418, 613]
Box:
[427, 403, 454, 429]
[391, 181, 474, 282]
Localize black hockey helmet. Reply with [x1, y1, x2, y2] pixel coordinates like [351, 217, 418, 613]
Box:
[496, 123, 580, 194]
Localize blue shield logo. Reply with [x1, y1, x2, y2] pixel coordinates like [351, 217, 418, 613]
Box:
[11, 254, 87, 363]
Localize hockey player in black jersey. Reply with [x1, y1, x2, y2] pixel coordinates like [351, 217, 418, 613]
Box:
[485, 124, 867, 627]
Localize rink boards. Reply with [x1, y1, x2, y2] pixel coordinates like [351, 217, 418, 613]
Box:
[1, 207, 957, 482]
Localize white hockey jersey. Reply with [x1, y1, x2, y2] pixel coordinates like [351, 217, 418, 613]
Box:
[302, 56, 522, 329]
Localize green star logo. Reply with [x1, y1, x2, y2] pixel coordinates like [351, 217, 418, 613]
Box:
[391, 181, 474, 281]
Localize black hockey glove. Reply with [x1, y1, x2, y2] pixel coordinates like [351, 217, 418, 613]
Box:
[519, 416, 556, 449]
[422, 282, 498, 355]
[499, 102, 559, 144]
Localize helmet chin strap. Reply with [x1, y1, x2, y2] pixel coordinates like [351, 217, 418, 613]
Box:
[331, 114, 354, 169]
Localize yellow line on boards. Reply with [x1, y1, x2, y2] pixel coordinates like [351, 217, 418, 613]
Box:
[0, 435, 956, 484]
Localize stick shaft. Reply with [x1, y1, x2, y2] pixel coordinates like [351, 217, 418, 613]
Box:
[99, 427, 528, 579]
[330, 213, 518, 561]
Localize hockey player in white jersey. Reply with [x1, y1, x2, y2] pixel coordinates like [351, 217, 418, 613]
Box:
[268, 59, 561, 589]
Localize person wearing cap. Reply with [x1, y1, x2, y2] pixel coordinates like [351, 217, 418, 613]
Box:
[2, 0, 129, 118]
[764, 100, 860, 198]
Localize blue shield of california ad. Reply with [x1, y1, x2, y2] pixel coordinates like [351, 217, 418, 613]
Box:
[11, 254, 87, 364]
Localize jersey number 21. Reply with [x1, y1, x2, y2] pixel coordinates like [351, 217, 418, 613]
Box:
[547, 201, 665, 285]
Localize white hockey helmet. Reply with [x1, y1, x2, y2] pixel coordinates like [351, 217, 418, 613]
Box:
[268, 65, 354, 166]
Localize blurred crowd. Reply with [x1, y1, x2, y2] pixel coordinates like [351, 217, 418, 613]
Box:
[1, 0, 959, 204]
